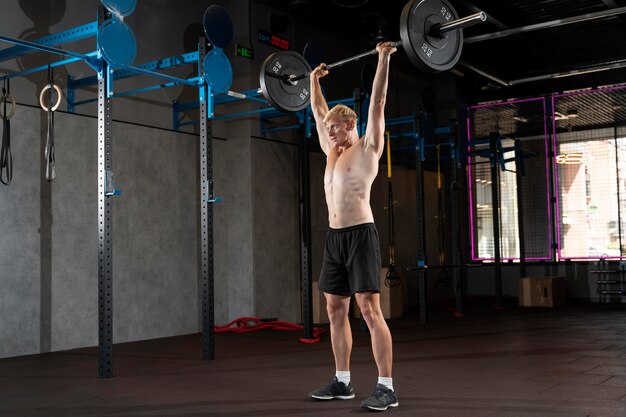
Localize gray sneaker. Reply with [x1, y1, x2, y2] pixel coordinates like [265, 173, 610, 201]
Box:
[309, 377, 355, 400]
[360, 383, 399, 411]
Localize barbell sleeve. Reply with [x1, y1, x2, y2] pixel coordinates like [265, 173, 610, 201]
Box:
[436, 12, 487, 35]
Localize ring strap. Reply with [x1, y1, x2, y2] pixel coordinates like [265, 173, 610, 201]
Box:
[0, 80, 12, 185]
[45, 87, 56, 182]
[0, 110, 11, 185]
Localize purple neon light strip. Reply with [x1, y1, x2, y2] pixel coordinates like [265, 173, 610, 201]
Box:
[543, 98, 553, 259]
[466, 115, 476, 260]
[552, 95, 562, 259]
[553, 84, 626, 260]
[467, 96, 552, 261]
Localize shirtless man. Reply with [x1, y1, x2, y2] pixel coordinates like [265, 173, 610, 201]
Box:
[307, 42, 398, 412]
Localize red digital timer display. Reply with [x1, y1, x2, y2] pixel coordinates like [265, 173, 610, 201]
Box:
[258, 30, 290, 50]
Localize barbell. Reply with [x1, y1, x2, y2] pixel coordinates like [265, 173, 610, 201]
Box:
[203, 0, 487, 113]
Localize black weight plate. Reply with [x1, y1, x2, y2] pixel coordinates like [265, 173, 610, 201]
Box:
[259, 51, 312, 112]
[399, 0, 462, 73]
[303, 42, 324, 69]
[203, 5, 233, 49]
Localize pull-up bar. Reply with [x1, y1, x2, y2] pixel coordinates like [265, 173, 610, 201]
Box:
[0, 34, 99, 67]
[0, 52, 100, 82]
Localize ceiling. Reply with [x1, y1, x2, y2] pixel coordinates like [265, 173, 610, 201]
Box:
[255, 0, 626, 102]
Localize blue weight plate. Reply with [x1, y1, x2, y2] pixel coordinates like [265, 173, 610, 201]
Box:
[203, 5, 233, 49]
[101, 0, 137, 17]
[98, 19, 137, 67]
[203, 49, 232, 95]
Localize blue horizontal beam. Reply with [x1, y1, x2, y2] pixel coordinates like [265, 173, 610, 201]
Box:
[261, 109, 295, 119]
[73, 51, 200, 88]
[213, 88, 264, 105]
[386, 115, 416, 126]
[263, 124, 303, 133]
[0, 22, 97, 62]
[212, 106, 278, 120]
[172, 89, 267, 112]
[113, 76, 202, 98]
[121, 64, 200, 87]
[74, 76, 202, 106]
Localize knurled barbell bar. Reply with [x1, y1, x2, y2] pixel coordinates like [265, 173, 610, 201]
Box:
[257, 0, 486, 112]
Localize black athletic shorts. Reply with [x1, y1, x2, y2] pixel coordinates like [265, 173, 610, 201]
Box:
[318, 223, 382, 296]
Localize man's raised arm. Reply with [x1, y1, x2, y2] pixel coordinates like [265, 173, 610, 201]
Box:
[310, 64, 331, 155]
[365, 43, 396, 158]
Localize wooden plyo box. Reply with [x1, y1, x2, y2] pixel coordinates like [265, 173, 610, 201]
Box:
[519, 276, 567, 307]
[312, 280, 329, 324]
[353, 267, 404, 319]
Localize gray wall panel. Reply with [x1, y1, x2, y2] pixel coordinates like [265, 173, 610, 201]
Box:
[253, 139, 300, 322]
[0, 106, 201, 358]
[223, 130, 255, 320]
[120, 123, 198, 341]
[0, 106, 41, 357]
[50, 111, 98, 352]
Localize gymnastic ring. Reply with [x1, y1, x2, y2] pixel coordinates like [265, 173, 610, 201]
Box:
[39, 83, 62, 112]
[0, 95, 16, 120]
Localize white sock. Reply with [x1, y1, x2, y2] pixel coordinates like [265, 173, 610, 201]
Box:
[335, 370, 351, 385]
[378, 376, 394, 391]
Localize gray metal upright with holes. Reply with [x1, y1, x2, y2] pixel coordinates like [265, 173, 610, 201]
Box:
[415, 112, 427, 324]
[489, 135, 503, 308]
[450, 122, 465, 317]
[299, 122, 313, 340]
[98, 6, 113, 378]
[199, 39, 215, 360]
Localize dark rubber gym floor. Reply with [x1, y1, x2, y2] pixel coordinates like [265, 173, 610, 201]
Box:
[1, 302, 625, 417]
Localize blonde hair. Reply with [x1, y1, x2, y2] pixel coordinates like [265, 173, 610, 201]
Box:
[323, 104, 357, 123]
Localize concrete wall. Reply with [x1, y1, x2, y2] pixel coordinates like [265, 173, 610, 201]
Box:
[0, 105, 201, 358]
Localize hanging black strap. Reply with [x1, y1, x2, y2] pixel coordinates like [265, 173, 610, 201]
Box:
[45, 65, 56, 182]
[0, 79, 12, 185]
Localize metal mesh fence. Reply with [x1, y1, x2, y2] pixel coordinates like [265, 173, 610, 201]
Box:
[467, 98, 552, 261]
